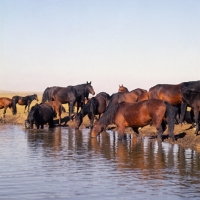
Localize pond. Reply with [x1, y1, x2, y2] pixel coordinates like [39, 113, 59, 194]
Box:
[0, 125, 200, 200]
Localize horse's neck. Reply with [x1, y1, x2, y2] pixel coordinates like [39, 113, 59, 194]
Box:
[74, 84, 86, 95]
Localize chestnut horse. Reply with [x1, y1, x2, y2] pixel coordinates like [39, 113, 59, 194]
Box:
[0, 97, 15, 116]
[91, 99, 177, 142]
[12, 94, 39, 113]
[40, 101, 62, 125]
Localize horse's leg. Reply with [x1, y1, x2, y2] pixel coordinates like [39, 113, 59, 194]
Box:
[154, 121, 163, 142]
[88, 114, 94, 129]
[179, 103, 187, 125]
[69, 102, 74, 119]
[3, 107, 7, 118]
[131, 127, 140, 137]
[193, 108, 200, 135]
[24, 105, 27, 113]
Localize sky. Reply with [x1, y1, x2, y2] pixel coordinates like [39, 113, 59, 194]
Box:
[1, 0, 200, 95]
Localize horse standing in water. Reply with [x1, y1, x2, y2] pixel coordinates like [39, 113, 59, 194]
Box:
[0, 97, 16, 116]
[74, 92, 111, 129]
[91, 99, 177, 142]
[12, 94, 39, 113]
[52, 82, 95, 119]
[40, 101, 62, 126]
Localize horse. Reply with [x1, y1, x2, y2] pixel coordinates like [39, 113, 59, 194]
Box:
[12, 94, 39, 114]
[91, 99, 177, 142]
[40, 101, 62, 125]
[118, 85, 129, 93]
[181, 87, 200, 135]
[0, 97, 16, 116]
[148, 83, 188, 123]
[74, 92, 111, 129]
[25, 103, 54, 129]
[52, 81, 95, 118]
[107, 88, 147, 110]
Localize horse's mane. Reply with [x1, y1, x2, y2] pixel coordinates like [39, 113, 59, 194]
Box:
[98, 104, 119, 127]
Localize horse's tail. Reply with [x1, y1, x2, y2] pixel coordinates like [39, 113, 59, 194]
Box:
[42, 87, 50, 102]
[11, 98, 17, 115]
[164, 101, 178, 141]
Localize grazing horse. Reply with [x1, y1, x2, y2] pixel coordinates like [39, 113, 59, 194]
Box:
[0, 97, 15, 116]
[12, 94, 39, 113]
[74, 92, 111, 129]
[107, 88, 147, 110]
[91, 99, 177, 142]
[40, 101, 62, 125]
[118, 85, 129, 93]
[52, 82, 95, 118]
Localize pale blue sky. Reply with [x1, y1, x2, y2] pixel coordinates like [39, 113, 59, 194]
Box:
[1, 0, 200, 95]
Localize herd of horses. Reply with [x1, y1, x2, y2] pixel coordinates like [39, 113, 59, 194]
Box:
[1, 80, 200, 142]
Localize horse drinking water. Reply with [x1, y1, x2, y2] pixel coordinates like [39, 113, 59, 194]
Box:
[91, 99, 177, 142]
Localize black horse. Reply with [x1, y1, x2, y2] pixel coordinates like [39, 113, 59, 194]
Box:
[25, 103, 54, 129]
[12, 94, 39, 113]
[74, 92, 110, 129]
[51, 82, 95, 118]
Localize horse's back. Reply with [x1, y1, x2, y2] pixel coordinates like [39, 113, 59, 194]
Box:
[0, 97, 12, 107]
[149, 83, 183, 105]
[52, 86, 77, 103]
[115, 99, 167, 126]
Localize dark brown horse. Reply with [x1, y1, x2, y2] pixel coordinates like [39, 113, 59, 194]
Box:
[74, 92, 111, 129]
[12, 94, 39, 113]
[0, 97, 15, 116]
[91, 99, 177, 142]
[52, 82, 95, 118]
[40, 101, 62, 125]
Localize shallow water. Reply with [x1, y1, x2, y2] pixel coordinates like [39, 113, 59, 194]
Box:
[0, 125, 200, 200]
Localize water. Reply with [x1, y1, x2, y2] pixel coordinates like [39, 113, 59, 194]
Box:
[0, 125, 200, 200]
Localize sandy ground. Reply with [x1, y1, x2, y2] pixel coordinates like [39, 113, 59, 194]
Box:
[1, 111, 200, 152]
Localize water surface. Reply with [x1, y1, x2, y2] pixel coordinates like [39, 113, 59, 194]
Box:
[0, 125, 200, 200]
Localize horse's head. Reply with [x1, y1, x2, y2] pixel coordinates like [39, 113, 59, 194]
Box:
[118, 84, 129, 93]
[73, 113, 83, 129]
[91, 120, 104, 137]
[34, 94, 39, 101]
[86, 81, 95, 96]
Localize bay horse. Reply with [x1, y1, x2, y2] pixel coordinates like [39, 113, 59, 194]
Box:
[107, 88, 147, 110]
[12, 94, 39, 113]
[0, 97, 15, 116]
[40, 101, 62, 126]
[148, 83, 187, 123]
[74, 92, 111, 129]
[91, 99, 177, 142]
[118, 85, 129, 93]
[52, 82, 95, 118]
